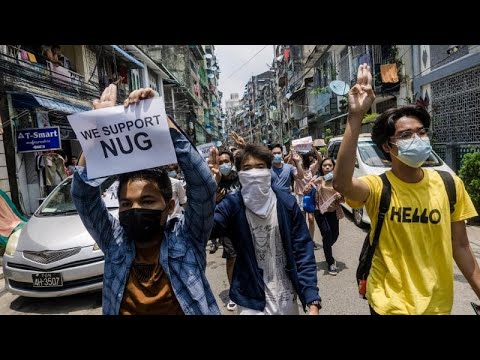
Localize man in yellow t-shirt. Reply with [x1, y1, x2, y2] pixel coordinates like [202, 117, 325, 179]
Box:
[333, 63, 480, 315]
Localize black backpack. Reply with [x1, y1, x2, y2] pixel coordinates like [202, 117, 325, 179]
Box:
[356, 170, 456, 299]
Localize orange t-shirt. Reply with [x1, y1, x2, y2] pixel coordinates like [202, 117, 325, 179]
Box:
[120, 245, 184, 315]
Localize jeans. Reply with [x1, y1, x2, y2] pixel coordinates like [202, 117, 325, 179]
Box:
[314, 210, 339, 267]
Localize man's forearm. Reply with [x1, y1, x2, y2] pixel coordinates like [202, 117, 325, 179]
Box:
[172, 128, 216, 247]
[333, 114, 362, 193]
[454, 242, 480, 299]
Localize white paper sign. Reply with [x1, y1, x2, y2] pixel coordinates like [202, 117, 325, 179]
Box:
[197, 142, 215, 160]
[292, 136, 313, 153]
[67, 97, 177, 179]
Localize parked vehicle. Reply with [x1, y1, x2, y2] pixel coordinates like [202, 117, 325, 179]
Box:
[327, 133, 454, 227]
[2, 176, 118, 297]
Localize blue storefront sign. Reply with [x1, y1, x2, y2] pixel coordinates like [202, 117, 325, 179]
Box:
[16, 127, 61, 153]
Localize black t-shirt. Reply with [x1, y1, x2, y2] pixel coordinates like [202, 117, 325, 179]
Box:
[218, 171, 240, 196]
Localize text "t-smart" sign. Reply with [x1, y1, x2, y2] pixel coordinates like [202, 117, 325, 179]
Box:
[16, 127, 61, 153]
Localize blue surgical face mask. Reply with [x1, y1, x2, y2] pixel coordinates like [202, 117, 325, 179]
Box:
[323, 171, 333, 182]
[273, 154, 283, 164]
[392, 135, 432, 168]
[219, 163, 232, 176]
[168, 171, 177, 178]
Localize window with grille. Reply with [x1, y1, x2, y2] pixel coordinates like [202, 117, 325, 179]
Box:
[352, 45, 366, 58]
[339, 47, 349, 82]
[376, 98, 397, 114]
[431, 65, 480, 143]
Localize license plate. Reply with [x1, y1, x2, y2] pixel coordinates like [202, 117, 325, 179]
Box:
[32, 273, 63, 288]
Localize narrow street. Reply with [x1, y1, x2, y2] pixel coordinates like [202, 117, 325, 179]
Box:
[2, 214, 478, 315]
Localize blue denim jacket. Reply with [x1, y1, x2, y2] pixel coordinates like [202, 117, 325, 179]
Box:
[71, 128, 220, 315]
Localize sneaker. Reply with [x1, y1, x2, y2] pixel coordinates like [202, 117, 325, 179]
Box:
[328, 262, 337, 275]
[226, 300, 237, 311]
[209, 242, 218, 254]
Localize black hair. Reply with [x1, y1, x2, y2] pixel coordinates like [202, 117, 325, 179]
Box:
[270, 143, 282, 152]
[218, 150, 234, 163]
[372, 105, 431, 161]
[117, 167, 172, 203]
[318, 157, 335, 176]
[235, 144, 273, 170]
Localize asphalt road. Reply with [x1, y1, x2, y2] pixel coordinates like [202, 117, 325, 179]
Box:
[1, 213, 479, 315]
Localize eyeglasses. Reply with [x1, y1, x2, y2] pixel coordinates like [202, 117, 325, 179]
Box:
[391, 128, 429, 141]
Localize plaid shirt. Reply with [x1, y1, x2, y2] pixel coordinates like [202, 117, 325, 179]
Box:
[71, 128, 220, 315]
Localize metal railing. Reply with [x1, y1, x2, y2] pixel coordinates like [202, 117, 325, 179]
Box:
[1, 46, 100, 101]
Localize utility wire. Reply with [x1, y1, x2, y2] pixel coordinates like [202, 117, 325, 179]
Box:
[224, 45, 269, 80]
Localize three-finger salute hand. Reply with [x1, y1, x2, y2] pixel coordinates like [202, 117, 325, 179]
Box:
[124, 88, 159, 108]
[348, 63, 375, 117]
[208, 147, 221, 183]
[230, 131, 246, 149]
[92, 84, 118, 110]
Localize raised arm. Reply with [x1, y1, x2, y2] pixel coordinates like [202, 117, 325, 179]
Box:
[291, 149, 304, 181]
[172, 129, 217, 250]
[230, 131, 247, 149]
[208, 147, 221, 184]
[124, 88, 216, 250]
[333, 64, 375, 202]
[72, 84, 121, 252]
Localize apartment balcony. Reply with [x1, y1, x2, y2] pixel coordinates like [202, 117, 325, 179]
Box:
[189, 45, 206, 60]
[0, 49, 99, 102]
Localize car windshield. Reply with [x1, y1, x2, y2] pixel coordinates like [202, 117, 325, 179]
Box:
[357, 140, 442, 167]
[36, 177, 119, 216]
[357, 141, 391, 167]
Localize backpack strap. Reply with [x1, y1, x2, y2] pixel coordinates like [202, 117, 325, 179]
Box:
[436, 170, 456, 214]
[367, 173, 392, 263]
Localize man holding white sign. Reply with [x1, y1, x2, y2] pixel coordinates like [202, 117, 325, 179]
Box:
[68, 91, 177, 179]
[71, 85, 220, 315]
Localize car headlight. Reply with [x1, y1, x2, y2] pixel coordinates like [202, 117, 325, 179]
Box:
[5, 228, 22, 256]
[93, 242, 100, 251]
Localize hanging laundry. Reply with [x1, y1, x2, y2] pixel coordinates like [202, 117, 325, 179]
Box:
[380, 63, 399, 83]
[284, 48, 290, 61]
[20, 50, 28, 61]
[27, 52, 38, 63]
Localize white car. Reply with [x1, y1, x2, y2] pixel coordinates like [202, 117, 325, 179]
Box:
[327, 133, 454, 227]
[2, 176, 118, 297]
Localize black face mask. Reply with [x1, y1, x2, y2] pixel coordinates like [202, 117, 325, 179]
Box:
[119, 208, 165, 243]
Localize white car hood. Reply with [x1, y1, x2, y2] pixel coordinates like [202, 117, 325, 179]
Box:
[16, 210, 118, 252]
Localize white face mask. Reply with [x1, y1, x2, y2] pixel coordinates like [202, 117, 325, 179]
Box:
[391, 135, 432, 168]
[238, 168, 275, 218]
[323, 171, 333, 182]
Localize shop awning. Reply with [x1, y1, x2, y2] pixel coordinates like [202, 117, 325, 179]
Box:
[11, 92, 90, 114]
[111, 45, 145, 69]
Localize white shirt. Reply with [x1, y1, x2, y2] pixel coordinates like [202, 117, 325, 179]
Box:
[239, 196, 299, 315]
[168, 177, 187, 220]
